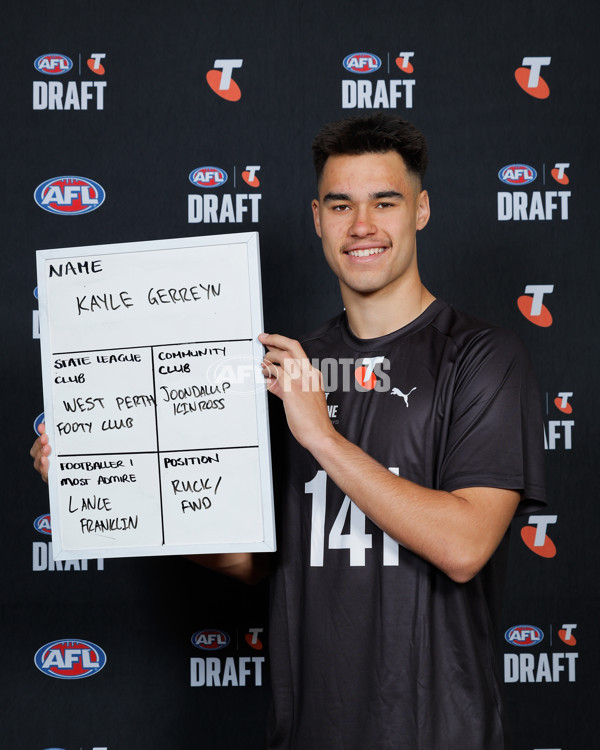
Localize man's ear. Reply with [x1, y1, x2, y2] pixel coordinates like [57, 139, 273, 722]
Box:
[312, 198, 322, 238]
[416, 189, 430, 231]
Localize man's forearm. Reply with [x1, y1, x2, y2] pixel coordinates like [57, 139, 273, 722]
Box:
[307, 429, 520, 583]
[187, 552, 270, 584]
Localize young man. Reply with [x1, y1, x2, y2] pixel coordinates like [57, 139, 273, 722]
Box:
[33, 115, 545, 748]
[259, 114, 545, 749]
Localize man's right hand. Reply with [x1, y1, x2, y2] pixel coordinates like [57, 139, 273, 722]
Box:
[30, 421, 50, 483]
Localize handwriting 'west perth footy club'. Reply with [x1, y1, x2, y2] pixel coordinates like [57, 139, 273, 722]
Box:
[33, 52, 107, 110]
[498, 162, 570, 220]
[188, 165, 261, 224]
[341, 51, 416, 109]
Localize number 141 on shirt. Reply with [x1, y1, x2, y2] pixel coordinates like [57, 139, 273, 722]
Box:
[305, 469, 402, 567]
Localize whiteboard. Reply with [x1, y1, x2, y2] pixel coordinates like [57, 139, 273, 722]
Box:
[36, 233, 275, 560]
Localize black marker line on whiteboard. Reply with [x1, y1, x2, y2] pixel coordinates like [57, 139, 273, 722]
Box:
[57, 445, 259, 458]
[58, 450, 162, 457]
[161, 445, 258, 453]
[150, 345, 166, 545]
[52, 338, 252, 356]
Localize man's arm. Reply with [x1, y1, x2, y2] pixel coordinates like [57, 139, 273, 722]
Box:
[187, 552, 269, 584]
[260, 332, 520, 584]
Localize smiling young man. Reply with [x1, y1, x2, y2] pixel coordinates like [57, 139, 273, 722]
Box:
[31, 115, 546, 749]
[257, 114, 546, 749]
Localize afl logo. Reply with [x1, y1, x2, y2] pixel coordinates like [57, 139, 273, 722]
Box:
[34, 639, 107, 679]
[33, 412, 45, 436]
[34, 514, 52, 536]
[34, 176, 105, 215]
[343, 52, 381, 74]
[34, 53, 73, 75]
[504, 625, 544, 647]
[498, 164, 537, 185]
[191, 629, 230, 651]
[189, 167, 228, 188]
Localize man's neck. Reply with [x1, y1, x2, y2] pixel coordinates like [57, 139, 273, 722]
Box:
[342, 281, 435, 339]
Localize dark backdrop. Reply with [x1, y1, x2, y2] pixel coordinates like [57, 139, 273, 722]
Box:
[2, 2, 598, 748]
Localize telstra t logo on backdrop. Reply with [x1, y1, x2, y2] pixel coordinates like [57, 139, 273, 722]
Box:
[517, 285, 553, 327]
[515, 57, 551, 98]
[554, 392, 573, 415]
[521, 515, 557, 558]
[206, 59, 243, 101]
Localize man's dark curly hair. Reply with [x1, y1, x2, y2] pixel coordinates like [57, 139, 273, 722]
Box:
[312, 113, 428, 187]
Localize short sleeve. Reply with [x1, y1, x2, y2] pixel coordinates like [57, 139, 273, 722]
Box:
[438, 327, 546, 514]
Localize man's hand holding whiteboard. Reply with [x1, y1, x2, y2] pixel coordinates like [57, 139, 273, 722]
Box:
[36, 232, 275, 560]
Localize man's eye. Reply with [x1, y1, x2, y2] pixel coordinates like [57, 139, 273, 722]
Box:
[332, 204, 349, 211]
[376, 202, 393, 208]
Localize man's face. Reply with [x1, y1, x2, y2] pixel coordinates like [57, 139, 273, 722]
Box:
[312, 151, 430, 299]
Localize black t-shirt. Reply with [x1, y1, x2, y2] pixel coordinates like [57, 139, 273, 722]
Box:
[267, 300, 546, 750]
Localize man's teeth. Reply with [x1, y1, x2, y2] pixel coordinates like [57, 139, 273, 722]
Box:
[347, 247, 386, 257]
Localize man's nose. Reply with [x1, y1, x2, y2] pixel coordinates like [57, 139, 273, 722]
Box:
[350, 207, 376, 236]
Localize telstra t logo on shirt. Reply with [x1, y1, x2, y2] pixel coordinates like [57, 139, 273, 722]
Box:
[514, 57, 551, 98]
[206, 59, 243, 101]
[355, 357, 386, 390]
